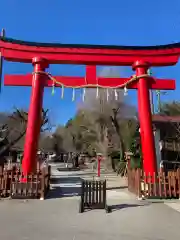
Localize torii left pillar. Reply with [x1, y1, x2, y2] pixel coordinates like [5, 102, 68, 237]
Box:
[22, 57, 48, 179]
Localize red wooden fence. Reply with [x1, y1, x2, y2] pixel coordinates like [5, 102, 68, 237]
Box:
[0, 165, 51, 199]
[128, 168, 180, 199]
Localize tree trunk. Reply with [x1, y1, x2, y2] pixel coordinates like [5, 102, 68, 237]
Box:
[111, 157, 116, 171]
[111, 116, 126, 160]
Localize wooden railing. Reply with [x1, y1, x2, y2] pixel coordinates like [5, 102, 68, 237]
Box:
[0, 165, 51, 199]
[128, 169, 141, 197]
[79, 180, 111, 213]
[128, 168, 180, 199]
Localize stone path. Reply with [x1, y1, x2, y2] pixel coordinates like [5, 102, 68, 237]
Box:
[0, 163, 180, 240]
[0, 197, 180, 239]
[165, 201, 180, 213]
[49, 163, 133, 203]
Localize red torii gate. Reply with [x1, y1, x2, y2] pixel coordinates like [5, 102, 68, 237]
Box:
[0, 34, 178, 178]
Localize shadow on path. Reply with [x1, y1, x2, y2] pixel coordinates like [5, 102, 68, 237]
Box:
[107, 186, 127, 190]
[109, 203, 150, 212]
[51, 172, 95, 178]
[50, 177, 83, 184]
[47, 176, 83, 199]
[46, 186, 82, 199]
[57, 168, 80, 172]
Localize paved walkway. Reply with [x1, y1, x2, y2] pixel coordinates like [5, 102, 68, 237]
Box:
[49, 163, 133, 203]
[0, 197, 180, 240]
[165, 201, 180, 212]
[0, 163, 180, 240]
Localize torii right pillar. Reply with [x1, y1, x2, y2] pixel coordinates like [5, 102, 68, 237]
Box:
[133, 60, 157, 175]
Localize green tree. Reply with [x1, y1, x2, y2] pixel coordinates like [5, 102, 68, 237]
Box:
[129, 126, 142, 169]
[160, 101, 180, 116]
[64, 110, 98, 154]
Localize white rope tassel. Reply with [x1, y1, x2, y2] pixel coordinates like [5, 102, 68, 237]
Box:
[72, 88, 75, 101]
[106, 89, 109, 102]
[96, 87, 99, 99]
[61, 85, 64, 99]
[114, 89, 118, 100]
[124, 86, 128, 96]
[51, 81, 55, 96]
[82, 88, 86, 102]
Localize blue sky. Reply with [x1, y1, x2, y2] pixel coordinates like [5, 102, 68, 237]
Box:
[0, 0, 180, 126]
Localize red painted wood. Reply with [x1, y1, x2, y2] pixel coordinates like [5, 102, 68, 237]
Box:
[1, 37, 178, 181]
[134, 60, 157, 176]
[86, 65, 97, 84]
[2, 49, 178, 66]
[4, 74, 176, 90]
[0, 39, 179, 66]
[1, 38, 180, 56]
[22, 58, 48, 177]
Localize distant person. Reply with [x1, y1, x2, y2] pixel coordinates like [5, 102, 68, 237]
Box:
[91, 153, 97, 171]
[75, 154, 79, 168]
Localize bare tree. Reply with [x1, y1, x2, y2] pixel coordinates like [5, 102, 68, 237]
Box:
[0, 108, 50, 157]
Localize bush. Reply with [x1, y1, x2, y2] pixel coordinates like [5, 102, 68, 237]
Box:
[130, 157, 142, 169]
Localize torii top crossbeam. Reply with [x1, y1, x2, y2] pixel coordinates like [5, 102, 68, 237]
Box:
[1, 36, 180, 66]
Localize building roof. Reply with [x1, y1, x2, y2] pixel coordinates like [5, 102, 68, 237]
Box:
[152, 115, 180, 123]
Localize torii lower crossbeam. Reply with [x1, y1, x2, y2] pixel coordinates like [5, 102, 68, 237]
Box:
[4, 74, 175, 90]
